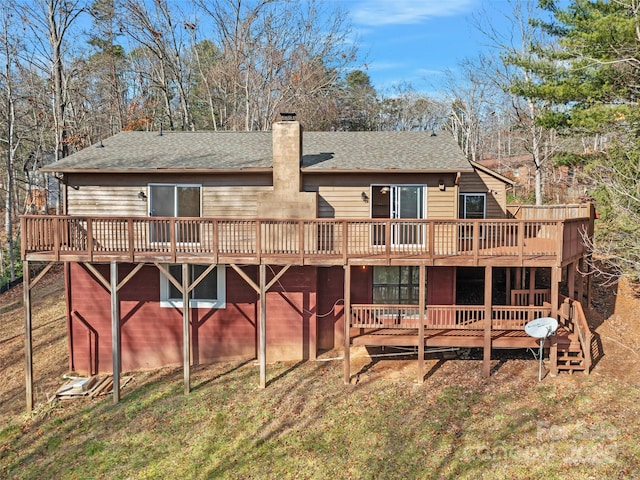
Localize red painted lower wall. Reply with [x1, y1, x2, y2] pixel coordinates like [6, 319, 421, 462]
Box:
[67, 263, 458, 374]
[68, 263, 322, 374]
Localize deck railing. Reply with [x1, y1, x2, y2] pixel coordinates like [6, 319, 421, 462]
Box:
[350, 304, 552, 330]
[21, 215, 592, 264]
[507, 203, 593, 220]
[510, 288, 551, 306]
[558, 295, 592, 373]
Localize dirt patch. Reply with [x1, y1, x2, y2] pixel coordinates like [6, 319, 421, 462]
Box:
[588, 275, 640, 385]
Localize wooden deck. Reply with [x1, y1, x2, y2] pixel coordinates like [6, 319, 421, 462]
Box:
[350, 327, 571, 349]
[21, 214, 592, 267]
[345, 298, 591, 381]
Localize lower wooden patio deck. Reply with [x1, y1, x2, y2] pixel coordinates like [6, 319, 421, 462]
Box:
[350, 327, 569, 349]
[344, 298, 591, 382]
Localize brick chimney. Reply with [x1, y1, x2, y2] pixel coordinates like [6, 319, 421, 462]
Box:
[257, 116, 317, 219]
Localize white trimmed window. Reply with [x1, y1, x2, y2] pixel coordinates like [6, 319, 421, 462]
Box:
[160, 264, 226, 309]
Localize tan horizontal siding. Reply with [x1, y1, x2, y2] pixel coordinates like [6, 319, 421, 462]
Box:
[426, 187, 456, 219]
[67, 186, 147, 216]
[202, 186, 271, 218]
[318, 186, 370, 218]
[67, 185, 270, 218]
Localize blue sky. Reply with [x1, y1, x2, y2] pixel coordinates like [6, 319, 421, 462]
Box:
[342, 0, 510, 92]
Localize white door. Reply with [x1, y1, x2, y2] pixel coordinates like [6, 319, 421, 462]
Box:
[391, 186, 425, 246]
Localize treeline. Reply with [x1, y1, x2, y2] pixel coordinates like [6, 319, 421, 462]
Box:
[2, 0, 639, 283]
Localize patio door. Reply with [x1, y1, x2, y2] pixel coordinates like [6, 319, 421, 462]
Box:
[371, 185, 426, 246]
[391, 185, 425, 246]
[149, 184, 201, 243]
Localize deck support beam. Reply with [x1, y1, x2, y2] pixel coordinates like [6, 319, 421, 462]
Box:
[182, 263, 191, 395]
[259, 264, 267, 388]
[23, 260, 33, 412]
[229, 263, 290, 388]
[586, 254, 593, 311]
[343, 265, 351, 384]
[529, 267, 537, 302]
[577, 258, 585, 305]
[567, 262, 576, 300]
[483, 266, 493, 378]
[110, 262, 121, 404]
[156, 262, 215, 394]
[418, 265, 425, 383]
[551, 266, 560, 320]
[23, 262, 57, 411]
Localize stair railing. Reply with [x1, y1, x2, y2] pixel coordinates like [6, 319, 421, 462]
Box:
[558, 295, 592, 374]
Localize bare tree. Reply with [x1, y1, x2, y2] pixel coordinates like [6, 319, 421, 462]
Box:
[120, 0, 194, 131]
[475, 0, 555, 204]
[196, 0, 357, 131]
[16, 0, 85, 215]
[0, 7, 19, 281]
[378, 83, 448, 133]
[441, 56, 502, 162]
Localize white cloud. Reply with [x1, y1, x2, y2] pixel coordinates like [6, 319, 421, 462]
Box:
[350, 0, 477, 26]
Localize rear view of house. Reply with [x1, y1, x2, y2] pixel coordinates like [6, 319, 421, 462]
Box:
[21, 117, 595, 408]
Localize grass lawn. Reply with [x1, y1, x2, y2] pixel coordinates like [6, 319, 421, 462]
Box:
[2, 268, 640, 479]
[1, 356, 639, 479]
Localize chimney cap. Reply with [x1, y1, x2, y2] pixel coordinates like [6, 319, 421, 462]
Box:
[280, 112, 296, 121]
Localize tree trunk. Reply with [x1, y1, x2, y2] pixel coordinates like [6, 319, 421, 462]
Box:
[3, 12, 16, 281]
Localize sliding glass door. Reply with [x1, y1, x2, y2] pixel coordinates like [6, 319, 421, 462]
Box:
[372, 185, 426, 246]
[149, 184, 201, 243]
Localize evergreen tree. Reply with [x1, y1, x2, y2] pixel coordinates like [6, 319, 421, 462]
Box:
[533, 0, 640, 281]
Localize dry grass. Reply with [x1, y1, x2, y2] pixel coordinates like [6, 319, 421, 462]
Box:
[1, 268, 640, 479]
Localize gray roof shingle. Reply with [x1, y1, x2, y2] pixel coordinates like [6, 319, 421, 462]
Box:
[42, 130, 472, 173]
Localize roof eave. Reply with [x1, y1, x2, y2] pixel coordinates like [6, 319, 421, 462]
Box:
[39, 167, 274, 174]
[300, 167, 474, 174]
[469, 160, 516, 186]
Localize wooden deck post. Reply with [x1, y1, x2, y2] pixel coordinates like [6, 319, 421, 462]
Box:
[550, 339, 558, 376]
[529, 267, 537, 304]
[343, 265, 351, 384]
[23, 260, 34, 412]
[586, 254, 593, 311]
[577, 258, 585, 305]
[505, 267, 511, 305]
[182, 263, 191, 395]
[551, 266, 560, 319]
[259, 264, 267, 388]
[418, 264, 425, 383]
[110, 262, 121, 404]
[483, 266, 493, 378]
[515, 267, 522, 290]
[229, 263, 286, 389]
[567, 262, 576, 300]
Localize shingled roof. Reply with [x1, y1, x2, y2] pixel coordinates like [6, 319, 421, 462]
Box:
[42, 130, 472, 173]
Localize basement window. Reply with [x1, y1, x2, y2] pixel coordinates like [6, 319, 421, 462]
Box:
[160, 264, 226, 309]
[372, 266, 425, 305]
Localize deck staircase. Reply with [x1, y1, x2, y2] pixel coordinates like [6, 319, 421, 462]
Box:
[553, 296, 593, 375]
[555, 331, 588, 374]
